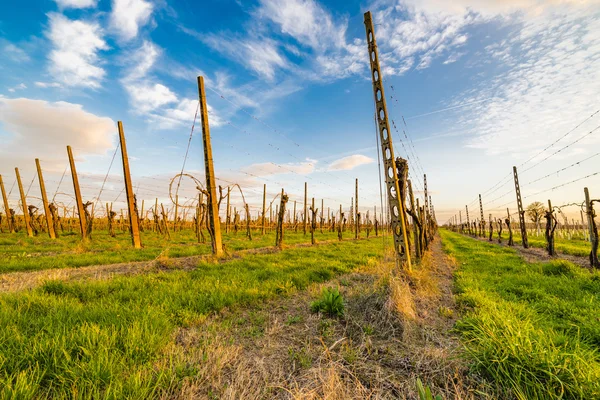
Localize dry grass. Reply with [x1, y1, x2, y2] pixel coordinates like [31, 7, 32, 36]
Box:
[161, 237, 491, 399]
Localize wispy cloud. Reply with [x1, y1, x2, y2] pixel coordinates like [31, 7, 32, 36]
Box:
[243, 159, 316, 176]
[109, 0, 153, 42]
[327, 154, 374, 171]
[53, 0, 97, 9]
[46, 13, 108, 89]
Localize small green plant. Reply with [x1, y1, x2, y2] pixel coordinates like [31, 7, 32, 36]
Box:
[363, 324, 375, 335]
[416, 378, 442, 400]
[310, 287, 345, 317]
[438, 306, 454, 318]
[286, 315, 302, 325]
[288, 347, 312, 368]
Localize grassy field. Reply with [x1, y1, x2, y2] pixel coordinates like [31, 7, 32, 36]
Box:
[0, 237, 384, 398]
[441, 230, 600, 399]
[514, 233, 591, 257]
[0, 228, 356, 273]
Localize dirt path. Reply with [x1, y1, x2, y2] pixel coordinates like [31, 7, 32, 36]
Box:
[0, 238, 367, 294]
[165, 237, 489, 399]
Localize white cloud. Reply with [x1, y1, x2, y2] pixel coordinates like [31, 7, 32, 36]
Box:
[126, 82, 178, 113]
[46, 13, 108, 89]
[7, 83, 27, 93]
[256, 0, 347, 51]
[35, 81, 63, 88]
[3, 42, 30, 63]
[243, 160, 315, 176]
[0, 97, 115, 170]
[148, 98, 224, 130]
[327, 154, 374, 171]
[203, 34, 289, 81]
[454, 6, 600, 161]
[54, 0, 97, 8]
[110, 0, 153, 41]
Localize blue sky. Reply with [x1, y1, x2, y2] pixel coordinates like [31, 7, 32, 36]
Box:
[1, 0, 599, 223]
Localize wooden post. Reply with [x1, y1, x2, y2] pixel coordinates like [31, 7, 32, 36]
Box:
[117, 122, 142, 248]
[584, 187, 594, 241]
[198, 76, 223, 256]
[355, 178, 359, 239]
[321, 198, 324, 233]
[262, 183, 266, 235]
[408, 180, 420, 259]
[35, 159, 56, 239]
[174, 194, 179, 232]
[513, 166, 528, 248]
[0, 175, 14, 233]
[15, 168, 33, 237]
[303, 181, 307, 235]
[226, 189, 230, 234]
[67, 146, 87, 239]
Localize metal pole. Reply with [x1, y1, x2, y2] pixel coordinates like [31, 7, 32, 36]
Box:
[513, 166, 528, 248]
[364, 11, 411, 270]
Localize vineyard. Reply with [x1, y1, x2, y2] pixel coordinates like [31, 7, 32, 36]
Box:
[1, 5, 600, 400]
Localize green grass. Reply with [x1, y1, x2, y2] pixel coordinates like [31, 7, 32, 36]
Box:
[0, 228, 349, 273]
[514, 233, 592, 257]
[441, 230, 600, 399]
[0, 237, 383, 398]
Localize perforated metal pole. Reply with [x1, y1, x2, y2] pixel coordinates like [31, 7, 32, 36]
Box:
[465, 205, 470, 235]
[198, 76, 223, 256]
[364, 11, 411, 269]
[513, 166, 528, 248]
[15, 168, 33, 237]
[0, 175, 14, 233]
[479, 194, 485, 238]
[35, 159, 56, 239]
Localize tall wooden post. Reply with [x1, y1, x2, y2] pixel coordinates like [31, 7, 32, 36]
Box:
[226, 189, 230, 233]
[117, 122, 142, 248]
[262, 183, 266, 235]
[35, 159, 56, 239]
[303, 181, 307, 235]
[364, 11, 411, 268]
[321, 198, 324, 233]
[0, 175, 14, 233]
[15, 168, 33, 237]
[174, 195, 179, 232]
[513, 166, 528, 248]
[198, 76, 223, 256]
[355, 178, 359, 239]
[67, 146, 87, 239]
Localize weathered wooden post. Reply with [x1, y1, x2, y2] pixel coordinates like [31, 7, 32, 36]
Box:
[275, 188, 288, 248]
[513, 166, 528, 248]
[174, 195, 179, 232]
[408, 180, 421, 260]
[364, 11, 411, 269]
[35, 159, 56, 239]
[303, 181, 307, 235]
[198, 76, 223, 256]
[66, 146, 87, 239]
[355, 178, 359, 239]
[320, 198, 324, 234]
[117, 122, 142, 248]
[225, 189, 231, 234]
[15, 168, 33, 237]
[584, 188, 599, 268]
[310, 197, 316, 245]
[545, 199, 557, 256]
[262, 183, 266, 235]
[0, 175, 14, 233]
